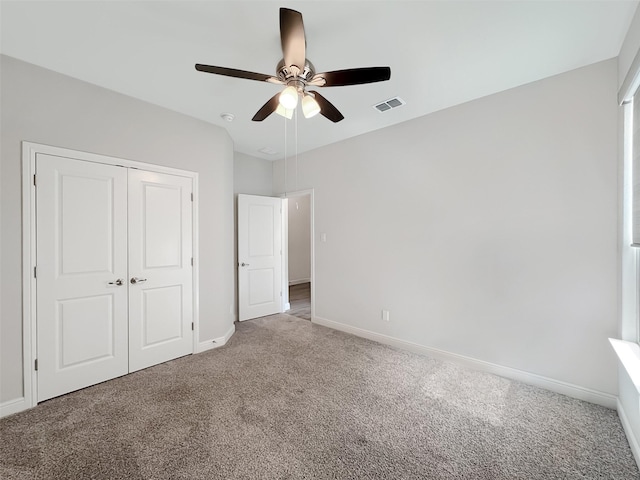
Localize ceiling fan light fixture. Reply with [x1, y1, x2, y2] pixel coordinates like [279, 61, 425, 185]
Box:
[275, 103, 294, 119]
[196, 8, 391, 123]
[279, 85, 299, 109]
[302, 94, 321, 118]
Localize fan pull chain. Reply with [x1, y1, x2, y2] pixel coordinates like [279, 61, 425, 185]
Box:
[283, 108, 287, 195]
[295, 107, 299, 193]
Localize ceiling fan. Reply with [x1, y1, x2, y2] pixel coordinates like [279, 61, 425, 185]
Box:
[195, 7, 391, 123]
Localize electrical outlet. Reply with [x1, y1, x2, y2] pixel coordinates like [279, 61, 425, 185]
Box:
[382, 310, 390, 322]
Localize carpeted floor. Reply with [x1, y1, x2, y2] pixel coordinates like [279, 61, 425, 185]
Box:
[1, 314, 638, 479]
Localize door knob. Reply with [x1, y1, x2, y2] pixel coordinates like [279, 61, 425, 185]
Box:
[240, 262, 250, 267]
[130, 277, 148, 284]
[108, 279, 124, 286]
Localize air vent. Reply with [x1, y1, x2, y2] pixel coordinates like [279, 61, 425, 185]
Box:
[374, 97, 405, 113]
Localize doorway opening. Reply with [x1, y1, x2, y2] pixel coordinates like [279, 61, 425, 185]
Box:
[285, 191, 313, 321]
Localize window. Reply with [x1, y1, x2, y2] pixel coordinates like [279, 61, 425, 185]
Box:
[623, 86, 640, 342]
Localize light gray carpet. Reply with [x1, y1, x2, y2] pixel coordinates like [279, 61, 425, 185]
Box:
[1, 314, 638, 479]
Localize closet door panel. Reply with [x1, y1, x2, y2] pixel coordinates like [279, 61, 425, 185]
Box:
[128, 170, 193, 372]
[36, 154, 128, 402]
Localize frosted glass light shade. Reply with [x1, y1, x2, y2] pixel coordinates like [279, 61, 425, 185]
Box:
[302, 94, 321, 118]
[276, 104, 294, 119]
[279, 86, 299, 109]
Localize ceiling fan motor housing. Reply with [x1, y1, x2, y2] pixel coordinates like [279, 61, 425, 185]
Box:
[277, 59, 316, 90]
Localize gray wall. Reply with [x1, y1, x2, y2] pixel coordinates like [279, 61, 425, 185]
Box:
[618, 5, 640, 91]
[1, 55, 235, 404]
[234, 152, 274, 197]
[274, 59, 619, 396]
[288, 194, 311, 284]
[232, 152, 274, 319]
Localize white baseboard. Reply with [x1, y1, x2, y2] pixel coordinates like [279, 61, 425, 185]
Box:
[0, 396, 28, 418]
[196, 324, 235, 353]
[312, 316, 617, 409]
[618, 398, 640, 468]
[289, 278, 310, 286]
[284, 302, 291, 311]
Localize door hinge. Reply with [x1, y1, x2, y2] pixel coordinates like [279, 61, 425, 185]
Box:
[191, 257, 194, 266]
[191, 322, 194, 331]
[280, 291, 283, 297]
[34, 359, 38, 371]
[33, 174, 37, 186]
[191, 193, 194, 202]
[34, 266, 37, 278]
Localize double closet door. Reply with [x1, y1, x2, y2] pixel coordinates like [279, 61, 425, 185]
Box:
[36, 154, 194, 402]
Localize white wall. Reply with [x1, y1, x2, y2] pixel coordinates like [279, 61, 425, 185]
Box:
[288, 194, 311, 284]
[0, 55, 235, 406]
[274, 59, 619, 398]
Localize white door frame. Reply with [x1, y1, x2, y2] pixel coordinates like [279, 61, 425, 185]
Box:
[281, 189, 315, 321]
[21, 141, 200, 408]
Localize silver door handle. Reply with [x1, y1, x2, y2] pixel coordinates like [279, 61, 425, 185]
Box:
[240, 262, 250, 267]
[130, 277, 147, 284]
[108, 279, 124, 286]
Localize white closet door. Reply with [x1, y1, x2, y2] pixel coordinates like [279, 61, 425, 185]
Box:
[36, 154, 129, 402]
[128, 170, 194, 372]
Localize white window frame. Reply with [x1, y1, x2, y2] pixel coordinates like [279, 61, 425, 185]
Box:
[622, 98, 640, 343]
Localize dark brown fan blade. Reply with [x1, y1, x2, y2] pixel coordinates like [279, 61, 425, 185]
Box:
[195, 64, 281, 84]
[310, 91, 344, 123]
[280, 8, 306, 74]
[252, 93, 281, 121]
[310, 67, 391, 87]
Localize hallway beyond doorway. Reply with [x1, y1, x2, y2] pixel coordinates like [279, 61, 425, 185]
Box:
[288, 283, 310, 321]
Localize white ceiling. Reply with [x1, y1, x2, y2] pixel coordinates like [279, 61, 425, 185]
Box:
[1, 1, 638, 160]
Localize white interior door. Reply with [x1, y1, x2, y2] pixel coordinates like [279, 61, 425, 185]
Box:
[36, 154, 129, 402]
[238, 194, 283, 321]
[128, 169, 194, 372]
